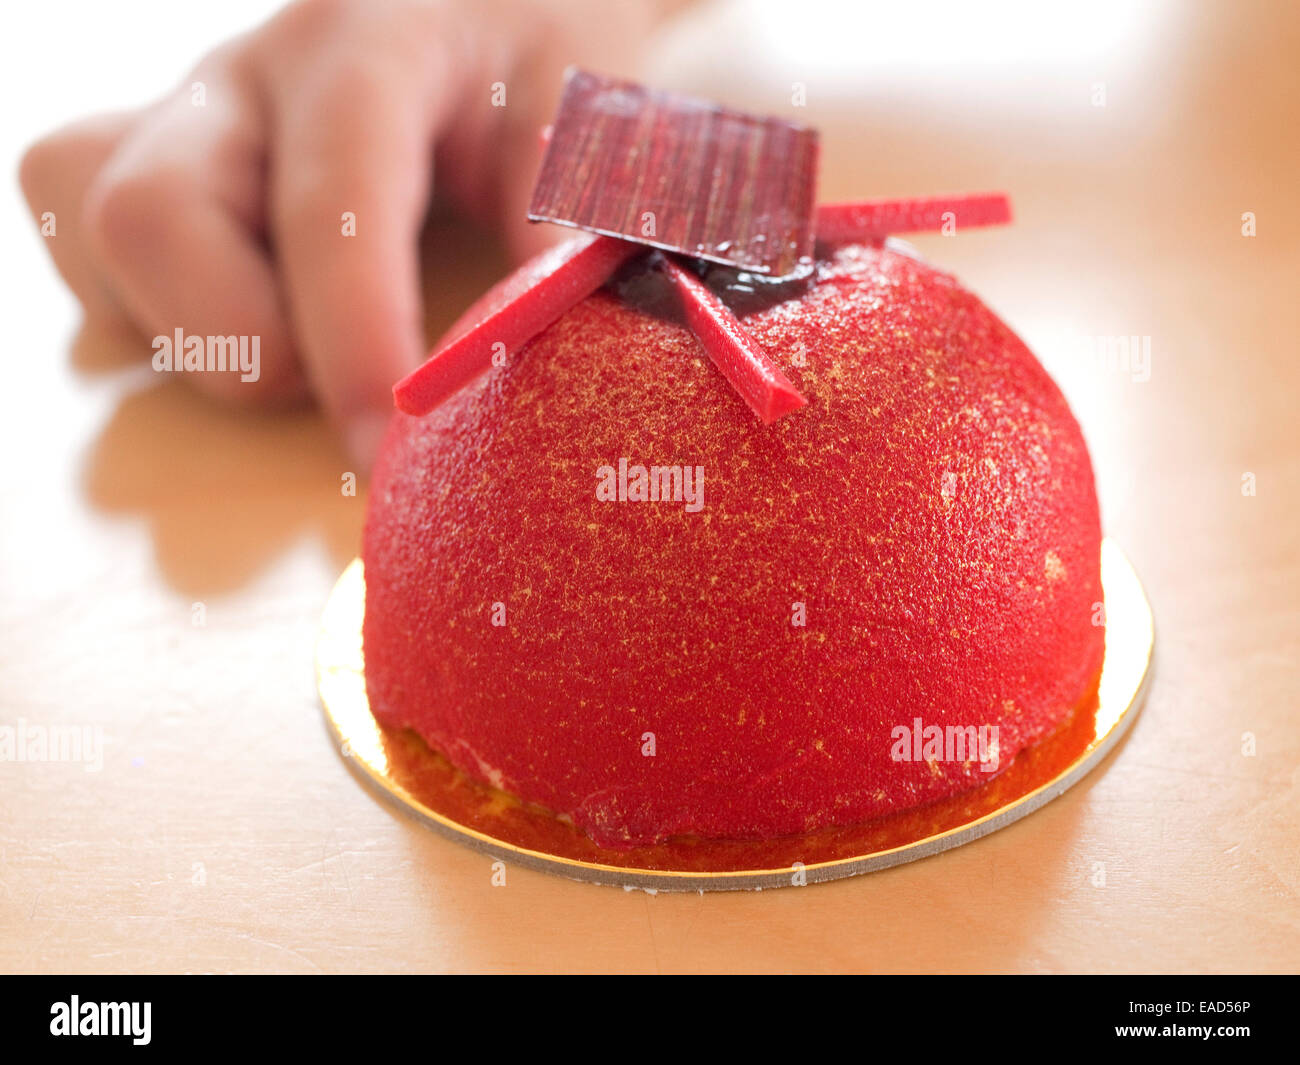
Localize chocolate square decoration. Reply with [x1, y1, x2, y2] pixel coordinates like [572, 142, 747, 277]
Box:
[528, 69, 819, 278]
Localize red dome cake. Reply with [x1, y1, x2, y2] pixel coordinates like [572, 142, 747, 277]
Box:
[362, 238, 1104, 848]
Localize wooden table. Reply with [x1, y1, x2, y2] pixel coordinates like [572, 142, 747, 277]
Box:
[3, 0, 1296, 973]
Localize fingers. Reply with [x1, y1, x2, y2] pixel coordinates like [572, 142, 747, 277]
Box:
[83, 76, 309, 408]
[18, 0, 654, 460]
[267, 51, 446, 464]
[19, 111, 137, 319]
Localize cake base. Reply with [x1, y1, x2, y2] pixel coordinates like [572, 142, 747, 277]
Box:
[317, 539, 1152, 891]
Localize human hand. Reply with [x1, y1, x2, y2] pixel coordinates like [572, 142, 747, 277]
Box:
[20, 0, 666, 465]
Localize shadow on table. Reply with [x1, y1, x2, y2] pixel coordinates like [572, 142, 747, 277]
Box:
[75, 210, 512, 600]
[80, 356, 363, 598]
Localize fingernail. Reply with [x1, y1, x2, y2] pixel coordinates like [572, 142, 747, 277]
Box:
[344, 410, 390, 473]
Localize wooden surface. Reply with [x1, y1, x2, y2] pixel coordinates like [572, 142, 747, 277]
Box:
[3, 0, 1297, 973]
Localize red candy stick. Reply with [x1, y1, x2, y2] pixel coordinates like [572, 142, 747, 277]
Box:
[815, 193, 1012, 244]
[658, 255, 806, 424]
[394, 234, 640, 416]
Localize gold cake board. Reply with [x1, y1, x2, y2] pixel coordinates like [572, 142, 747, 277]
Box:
[317, 539, 1152, 891]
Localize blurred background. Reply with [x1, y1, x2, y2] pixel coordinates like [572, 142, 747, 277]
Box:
[1, 0, 1296, 972]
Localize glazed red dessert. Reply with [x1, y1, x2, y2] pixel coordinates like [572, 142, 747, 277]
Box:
[362, 239, 1104, 847]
